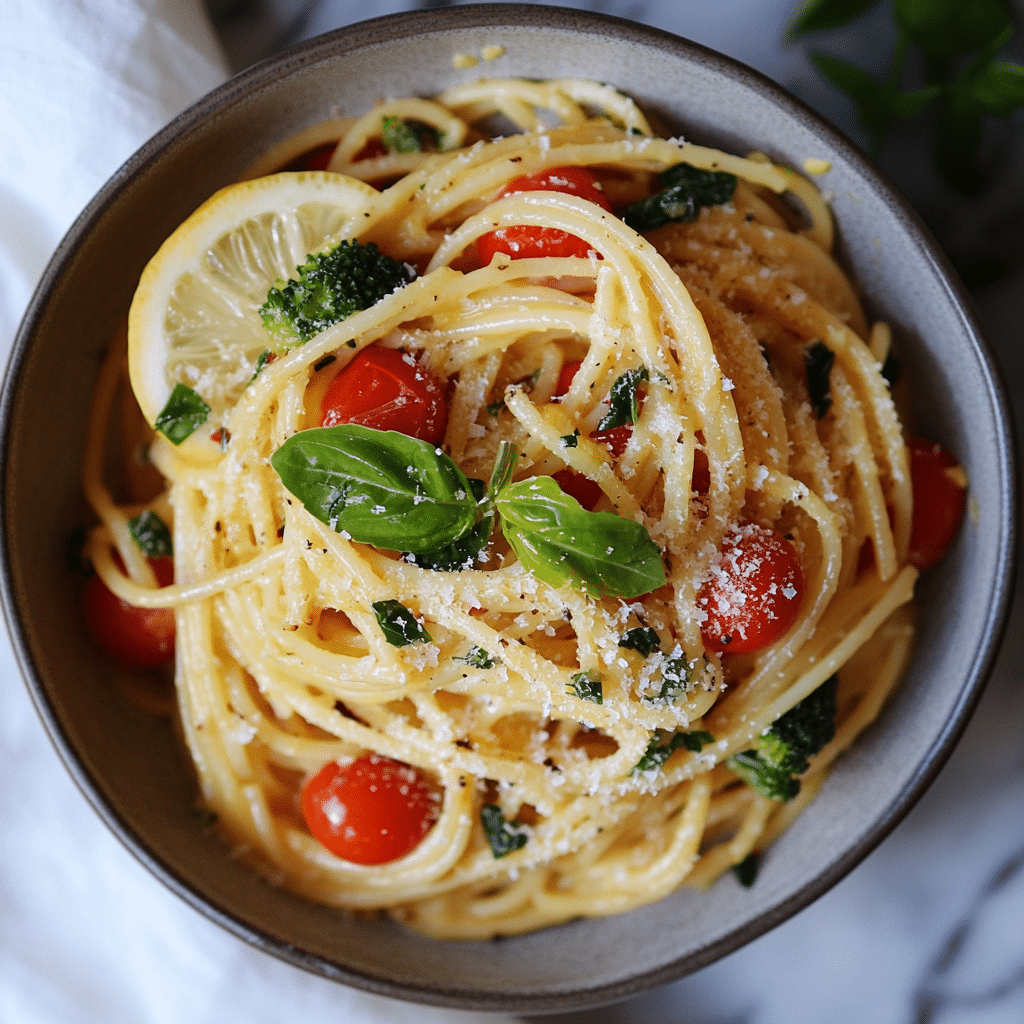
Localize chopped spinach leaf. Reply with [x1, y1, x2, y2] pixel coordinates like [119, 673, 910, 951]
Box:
[804, 339, 835, 418]
[481, 803, 528, 858]
[617, 626, 662, 657]
[128, 510, 173, 559]
[632, 729, 715, 774]
[372, 599, 431, 646]
[567, 669, 603, 704]
[621, 163, 737, 232]
[155, 384, 210, 445]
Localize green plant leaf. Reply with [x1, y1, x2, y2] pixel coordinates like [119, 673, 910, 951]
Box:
[271, 425, 478, 554]
[810, 52, 940, 146]
[789, 0, 881, 36]
[597, 366, 648, 431]
[154, 384, 210, 445]
[128, 510, 173, 559]
[966, 59, 1024, 115]
[480, 804, 529, 858]
[620, 163, 737, 231]
[372, 599, 431, 646]
[567, 669, 603, 704]
[632, 729, 715, 774]
[732, 851, 760, 887]
[894, 0, 1012, 57]
[454, 646, 496, 669]
[617, 626, 662, 657]
[495, 476, 666, 599]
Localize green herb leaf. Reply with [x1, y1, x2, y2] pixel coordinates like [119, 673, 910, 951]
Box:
[597, 366, 648, 431]
[648, 653, 697, 701]
[632, 729, 715, 774]
[128, 510, 173, 559]
[617, 626, 662, 657]
[732, 851, 760, 887]
[804, 340, 835, 418]
[271, 425, 478, 554]
[154, 384, 211, 445]
[372, 599, 431, 646]
[495, 476, 666, 599]
[560, 429, 580, 448]
[412, 509, 494, 571]
[567, 669, 603, 704]
[381, 115, 440, 154]
[249, 349, 276, 383]
[727, 750, 801, 801]
[620, 163, 737, 232]
[480, 804, 529, 858]
[788, 0, 881, 36]
[454, 646, 496, 669]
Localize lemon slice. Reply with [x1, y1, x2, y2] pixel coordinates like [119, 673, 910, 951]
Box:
[128, 171, 380, 430]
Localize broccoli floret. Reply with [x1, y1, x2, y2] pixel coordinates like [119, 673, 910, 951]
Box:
[727, 675, 838, 801]
[259, 239, 413, 347]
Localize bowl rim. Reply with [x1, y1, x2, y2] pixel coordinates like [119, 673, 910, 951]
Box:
[1, 3, 1018, 1012]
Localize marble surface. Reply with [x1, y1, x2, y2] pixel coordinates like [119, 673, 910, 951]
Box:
[2, 1, 1021, 1022]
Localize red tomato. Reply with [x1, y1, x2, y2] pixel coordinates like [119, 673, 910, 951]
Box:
[553, 467, 604, 510]
[907, 436, 966, 570]
[84, 556, 175, 669]
[698, 524, 804, 655]
[320, 345, 448, 445]
[477, 166, 613, 264]
[353, 138, 387, 162]
[554, 359, 583, 399]
[301, 754, 439, 865]
[280, 141, 338, 171]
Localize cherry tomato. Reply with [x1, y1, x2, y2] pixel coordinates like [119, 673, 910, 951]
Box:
[477, 166, 613, 264]
[698, 524, 804, 655]
[301, 754, 439, 865]
[320, 345, 448, 445]
[280, 141, 338, 171]
[552, 467, 604, 510]
[84, 556, 175, 669]
[907, 436, 966, 570]
[353, 137, 387, 162]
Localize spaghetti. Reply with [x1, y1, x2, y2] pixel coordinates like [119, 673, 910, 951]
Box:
[83, 78, 924, 938]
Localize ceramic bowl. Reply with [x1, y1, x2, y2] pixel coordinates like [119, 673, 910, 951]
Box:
[1, 4, 1016, 1013]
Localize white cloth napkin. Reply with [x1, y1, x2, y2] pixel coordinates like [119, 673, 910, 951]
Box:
[0, 3, 512, 1021]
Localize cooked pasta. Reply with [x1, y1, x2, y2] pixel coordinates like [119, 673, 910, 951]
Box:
[82, 78, 924, 939]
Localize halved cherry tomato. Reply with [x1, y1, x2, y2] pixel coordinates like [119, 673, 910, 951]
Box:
[477, 166, 613, 264]
[301, 754, 439, 865]
[320, 345, 448, 445]
[84, 556, 175, 669]
[698, 524, 804, 655]
[907, 436, 966, 570]
[353, 138, 387, 162]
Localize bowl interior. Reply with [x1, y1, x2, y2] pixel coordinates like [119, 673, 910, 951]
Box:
[1, 5, 1015, 1012]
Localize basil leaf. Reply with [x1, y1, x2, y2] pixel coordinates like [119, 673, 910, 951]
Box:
[372, 599, 431, 646]
[271, 425, 477, 554]
[648, 653, 695, 701]
[249, 349, 277, 383]
[617, 626, 661, 657]
[560, 430, 580, 448]
[621, 163, 737, 232]
[480, 804, 528, 858]
[632, 729, 714, 774]
[454, 646, 495, 669]
[788, 0, 880, 36]
[155, 384, 210, 445]
[412, 508, 494, 571]
[495, 476, 666, 599]
[381, 115, 439, 154]
[804, 340, 835, 418]
[567, 670, 603, 704]
[128, 510, 173, 559]
[727, 750, 801, 801]
[597, 366, 648, 431]
[732, 851, 759, 888]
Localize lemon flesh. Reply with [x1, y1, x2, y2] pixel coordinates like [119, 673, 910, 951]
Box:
[128, 172, 379, 429]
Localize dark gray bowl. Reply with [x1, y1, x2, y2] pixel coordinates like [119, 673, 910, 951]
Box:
[1, 5, 1016, 1013]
